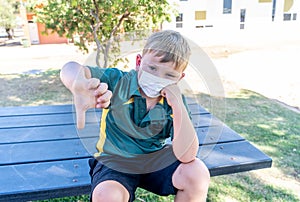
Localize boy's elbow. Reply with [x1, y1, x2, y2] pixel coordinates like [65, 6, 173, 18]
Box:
[173, 136, 199, 163]
[174, 151, 197, 163]
[178, 156, 196, 164]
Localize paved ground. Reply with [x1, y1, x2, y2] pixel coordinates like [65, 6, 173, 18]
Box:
[0, 40, 299, 112]
[0, 43, 87, 74]
[210, 41, 300, 112]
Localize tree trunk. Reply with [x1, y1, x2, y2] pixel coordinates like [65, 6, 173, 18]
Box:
[5, 28, 13, 40]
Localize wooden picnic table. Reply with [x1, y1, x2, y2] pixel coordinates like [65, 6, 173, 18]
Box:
[0, 99, 272, 201]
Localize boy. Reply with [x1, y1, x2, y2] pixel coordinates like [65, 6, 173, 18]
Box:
[60, 30, 210, 202]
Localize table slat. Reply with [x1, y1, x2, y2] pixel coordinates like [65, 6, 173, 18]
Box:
[0, 111, 216, 129]
[0, 124, 99, 144]
[0, 138, 97, 166]
[0, 140, 272, 201]
[199, 141, 272, 176]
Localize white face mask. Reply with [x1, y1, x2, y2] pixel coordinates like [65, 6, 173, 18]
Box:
[138, 70, 177, 98]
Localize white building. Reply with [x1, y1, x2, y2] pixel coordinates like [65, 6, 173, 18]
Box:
[163, 0, 300, 46]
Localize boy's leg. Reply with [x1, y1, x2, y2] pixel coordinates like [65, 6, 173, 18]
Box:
[139, 158, 210, 202]
[172, 158, 210, 202]
[90, 159, 139, 202]
[139, 160, 181, 196]
[92, 180, 129, 202]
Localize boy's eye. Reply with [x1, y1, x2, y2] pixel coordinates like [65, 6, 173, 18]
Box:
[149, 66, 156, 71]
[166, 74, 176, 78]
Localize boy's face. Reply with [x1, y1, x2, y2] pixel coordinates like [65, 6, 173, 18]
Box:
[135, 52, 185, 98]
[136, 52, 185, 82]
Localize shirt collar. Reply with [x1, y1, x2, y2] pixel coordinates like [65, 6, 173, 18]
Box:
[128, 70, 141, 97]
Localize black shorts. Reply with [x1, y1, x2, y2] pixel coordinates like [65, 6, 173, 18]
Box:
[89, 158, 181, 202]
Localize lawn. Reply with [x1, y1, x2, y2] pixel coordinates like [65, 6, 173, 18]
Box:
[0, 69, 299, 202]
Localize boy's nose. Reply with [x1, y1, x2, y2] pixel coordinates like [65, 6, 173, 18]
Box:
[156, 71, 166, 78]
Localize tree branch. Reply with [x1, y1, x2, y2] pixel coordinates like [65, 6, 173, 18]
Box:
[104, 10, 130, 68]
[90, 0, 103, 68]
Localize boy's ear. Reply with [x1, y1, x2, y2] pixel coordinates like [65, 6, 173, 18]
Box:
[136, 54, 142, 71]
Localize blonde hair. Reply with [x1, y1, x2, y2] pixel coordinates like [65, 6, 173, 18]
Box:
[142, 30, 191, 71]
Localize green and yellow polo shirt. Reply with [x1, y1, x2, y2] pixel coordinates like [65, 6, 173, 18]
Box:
[88, 67, 190, 172]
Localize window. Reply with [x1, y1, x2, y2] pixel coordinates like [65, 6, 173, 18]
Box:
[240, 9, 246, 22]
[240, 9, 246, 29]
[283, 12, 297, 21]
[283, 13, 291, 21]
[176, 13, 183, 28]
[223, 0, 232, 14]
[176, 13, 183, 22]
[195, 11, 206, 20]
[176, 23, 183, 28]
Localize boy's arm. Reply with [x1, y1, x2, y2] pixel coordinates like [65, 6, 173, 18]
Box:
[161, 85, 199, 163]
[60, 61, 112, 129]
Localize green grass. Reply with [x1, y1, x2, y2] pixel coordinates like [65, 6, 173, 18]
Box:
[1, 69, 299, 201]
[199, 90, 300, 202]
[0, 69, 72, 107]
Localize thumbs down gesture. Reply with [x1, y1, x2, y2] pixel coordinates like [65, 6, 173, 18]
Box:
[60, 62, 112, 129]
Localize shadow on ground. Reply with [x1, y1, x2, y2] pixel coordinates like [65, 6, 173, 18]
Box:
[0, 38, 22, 47]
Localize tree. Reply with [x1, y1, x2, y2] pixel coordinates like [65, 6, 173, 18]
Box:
[0, 0, 18, 39]
[35, 0, 174, 67]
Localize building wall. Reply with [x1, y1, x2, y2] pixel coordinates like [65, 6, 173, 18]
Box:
[36, 23, 68, 44]
[163, 0, 300, 46]
[26, 13, 68, 45]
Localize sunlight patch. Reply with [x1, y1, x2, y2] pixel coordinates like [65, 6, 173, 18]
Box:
[257, 123, 271, 130]
[8, 96, 22, 102]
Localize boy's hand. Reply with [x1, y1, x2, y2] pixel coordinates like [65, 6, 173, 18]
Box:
[161, 84, 183, 108]
[71, 70, 112, 129]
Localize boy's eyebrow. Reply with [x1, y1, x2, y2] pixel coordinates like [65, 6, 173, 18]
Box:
[145, 61, 158, 67]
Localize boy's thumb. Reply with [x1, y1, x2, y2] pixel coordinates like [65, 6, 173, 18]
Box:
[76, 105, 86, 129]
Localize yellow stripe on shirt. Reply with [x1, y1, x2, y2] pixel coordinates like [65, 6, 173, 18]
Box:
[123, 97, 134, 105]
[159, 97, 164, 105]
[95, 108, 109, 156]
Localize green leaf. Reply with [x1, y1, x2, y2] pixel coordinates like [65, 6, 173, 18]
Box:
[36, 0, 174, 67]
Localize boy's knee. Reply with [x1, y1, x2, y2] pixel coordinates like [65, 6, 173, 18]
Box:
[187, 159, 210, 184]
[179, 159, 210, 188]
[92, 181, 130, 202]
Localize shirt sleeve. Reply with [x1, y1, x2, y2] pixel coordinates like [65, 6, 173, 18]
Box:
[88, 67, 125, 92]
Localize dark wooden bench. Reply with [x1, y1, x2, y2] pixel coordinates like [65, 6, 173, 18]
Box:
[0, 99, 272, 201]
